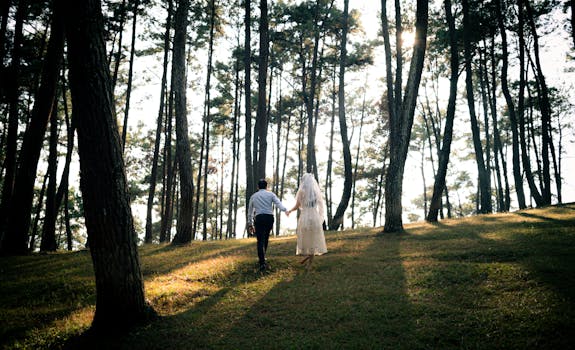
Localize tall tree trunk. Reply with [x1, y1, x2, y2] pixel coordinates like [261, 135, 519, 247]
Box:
[227, 50, 241, 239]
[54, 72, 75, 233]
[254, 0, 269, 181]
[145, 0, 172, 244]
[64, 0, 155, 331]
[488, 35, 509, 212]
[160, 90, 175, 243]
[325, 66, 336, 223]
[496, 0, 526, 209]
[462, 0, 491, 214]
[478, 46, 492, 209]
[0, 0, 26, 253]
[64, 186, 73, 250]
[110, 0, 127, 89]
[524, 0, 552, 205]
[382, 0, 429, 232]
[2, 0, 64, 254]
[517, 0, 543, 206]
[244, 0, 254, 218]
[329, 0, 352, 231]
[201, 0, 217, 240]
[304, 1, 333, 177]
[274, 76, 283, 236]
[40, 102, 59, 252]
[571, 0, 575, 49]
[171, 0, 195, 245]
[0, 0, 11, 97]
[351, 81, 366, 229]
[121, 0, 140, 151]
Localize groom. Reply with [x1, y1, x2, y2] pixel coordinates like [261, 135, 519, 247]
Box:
[247, 179, 289, 272]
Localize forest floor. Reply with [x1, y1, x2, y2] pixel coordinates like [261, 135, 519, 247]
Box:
[1, 204, 575, 349]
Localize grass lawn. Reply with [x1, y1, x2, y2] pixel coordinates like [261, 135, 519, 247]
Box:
[1, 204, 574, 349]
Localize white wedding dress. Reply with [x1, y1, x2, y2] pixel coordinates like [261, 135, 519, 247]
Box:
[295, 174, 327, 256]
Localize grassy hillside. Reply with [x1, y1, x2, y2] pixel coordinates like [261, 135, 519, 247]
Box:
[1, 204, 575, 349]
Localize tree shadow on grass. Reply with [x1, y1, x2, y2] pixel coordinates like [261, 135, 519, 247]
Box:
[409, 207, 575, 349]
[206, 230, 419, 349]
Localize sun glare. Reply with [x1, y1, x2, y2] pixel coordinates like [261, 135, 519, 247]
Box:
[401, 30, 415, 47]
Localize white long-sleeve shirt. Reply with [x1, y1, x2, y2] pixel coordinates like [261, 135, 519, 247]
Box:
[247, 189, 287, 225]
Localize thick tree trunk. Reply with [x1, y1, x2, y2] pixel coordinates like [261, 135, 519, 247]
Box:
[254, 0, 269, 181]
[64, 0, 155, 331]
[244, 0, 254, 218]
[329, 0, 352, 231]
[383, 0, 428, 232]
[171, 0, 195, 244]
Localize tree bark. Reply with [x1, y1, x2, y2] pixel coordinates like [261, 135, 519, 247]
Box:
[488, 35, 510, 212]
[171, 0, 195, 245]
[244, 0, 254, 218]
[383, 0, 428, 232]
[517, 0, 543, 206]
[121, 0, 140, 151]
[426, 0, 459, 223]
[200, 0, 217, 240]
[110, 0, 127, 89]
[325, 68, 336, 223]
[145, 0, 172, 244]
[524, 0, 552, 205]
[571, 0, 575, 49]
[29, 173, 48, 251]
[462, 0, 491, 214]
[329, 0, 352, 231]
[227, 46, 241, 239]
[254, 0, 269, 181]
[64, 0, 155, 331]
[496, 0, 526, 209]
[351, 81, 366, 229]
[0, 0, 26, 253]
[40, 101, 59, 252]
[160, 89, 175, 242]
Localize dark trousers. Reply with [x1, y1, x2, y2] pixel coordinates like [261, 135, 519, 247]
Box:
[255, 214, 274, 267]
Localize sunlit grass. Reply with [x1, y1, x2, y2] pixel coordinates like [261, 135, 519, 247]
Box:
[1, 204, 574, 349]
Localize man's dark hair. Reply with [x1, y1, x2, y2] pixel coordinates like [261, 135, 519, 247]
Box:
[257, 179, 267, 189]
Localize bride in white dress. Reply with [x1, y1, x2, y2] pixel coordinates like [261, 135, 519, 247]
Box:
[287, 173, 327, 269]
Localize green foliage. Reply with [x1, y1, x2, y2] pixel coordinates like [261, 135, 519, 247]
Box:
[1, 204, 574, 349]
